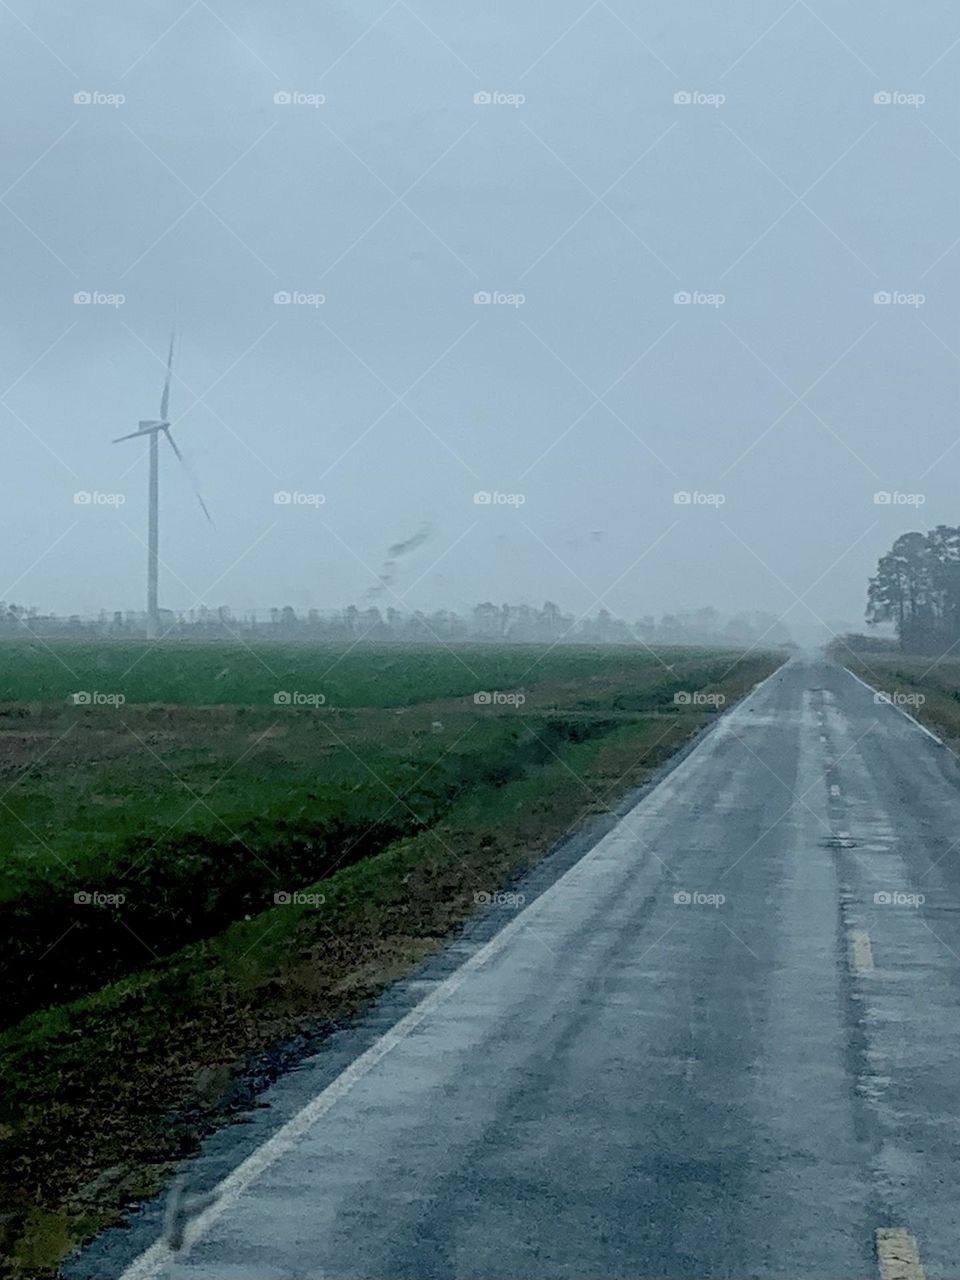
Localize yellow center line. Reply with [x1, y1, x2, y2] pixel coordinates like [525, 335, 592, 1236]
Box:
[850, 928, 874, 975]
[876, 1227, 926, 1280]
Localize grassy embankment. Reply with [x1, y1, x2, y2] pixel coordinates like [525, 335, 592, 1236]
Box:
[837, 649, 960, 744]
[0, 640, 780, 1277]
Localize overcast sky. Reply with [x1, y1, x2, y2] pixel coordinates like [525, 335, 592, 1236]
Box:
[2, 0, 959, 640]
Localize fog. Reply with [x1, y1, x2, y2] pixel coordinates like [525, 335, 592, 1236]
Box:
[3, 1, 959, 644]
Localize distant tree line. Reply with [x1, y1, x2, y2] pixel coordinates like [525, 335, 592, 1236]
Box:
[0, 600, 792, 648]
[867, 527, 960, 653]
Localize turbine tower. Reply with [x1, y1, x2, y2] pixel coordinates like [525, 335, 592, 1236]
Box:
[114, 332, 212, 639]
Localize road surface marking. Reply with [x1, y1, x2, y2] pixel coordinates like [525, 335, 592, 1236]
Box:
[830, 783, 841, 797]
[876, 1227, 926, 1280]
[843, 668, 943, 746]
[113, 660, 791, 1278]
[850, 928, 874, 975]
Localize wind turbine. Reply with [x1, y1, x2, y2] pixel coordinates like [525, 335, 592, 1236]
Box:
[114, 332, 212, 639]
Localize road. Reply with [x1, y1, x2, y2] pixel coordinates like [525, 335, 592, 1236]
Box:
[101, 656, 960, 1280]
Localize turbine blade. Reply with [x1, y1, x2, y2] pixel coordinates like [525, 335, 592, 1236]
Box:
[163, 426, 184, 463]
[113, 428, 151, 443]
[159, 330, 175, 422]
[164, 427, 214, 525]
[195, 491, 214, 525]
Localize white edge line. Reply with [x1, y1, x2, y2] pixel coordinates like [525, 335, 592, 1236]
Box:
[117, 653, 790, 1279]
[841, 665, 944, 746]
[849, 927, 875, 976]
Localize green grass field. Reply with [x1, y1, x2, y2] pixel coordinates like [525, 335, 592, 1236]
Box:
[0, 639, 781, 1278]
[0, 638, 739, 707]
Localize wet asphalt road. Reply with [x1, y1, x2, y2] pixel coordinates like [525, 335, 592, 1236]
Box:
[108, 657, 960, 1279]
